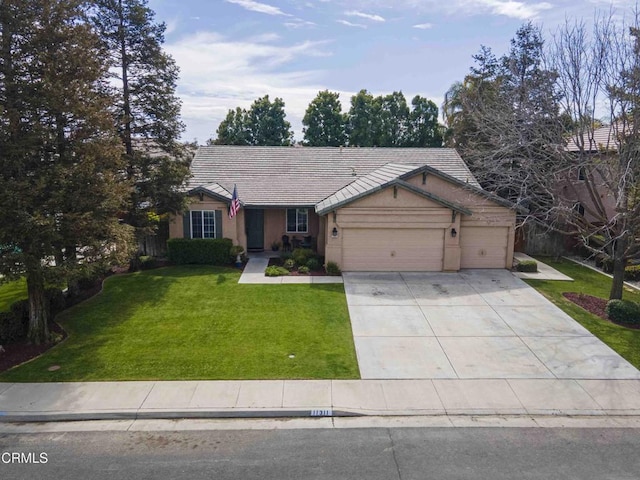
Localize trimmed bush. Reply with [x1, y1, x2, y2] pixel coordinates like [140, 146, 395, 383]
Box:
[283, 259, 296, 271]
[306, 258, 321, 271]
[606, 299, 640, 326]
[325, 261, 341, 276]
[265, 266, 290, 277]
[516, 259, 538, 273]
[139, 256, 158, 270]
[292, 248, 314, 266]
[298, 266, 310, 275]
[167, 238, 233, 265]
[279, 250, 293, 261]
[625, 265, 640, 281]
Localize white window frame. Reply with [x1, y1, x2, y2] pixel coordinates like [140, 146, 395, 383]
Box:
[191, 210, 216, 238]
[286, 208, 309, 233]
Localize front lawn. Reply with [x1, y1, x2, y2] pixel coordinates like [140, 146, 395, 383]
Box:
[0, 277, 27, 312]
[0, 266, 359, 382]
[525, 258, 640, 369]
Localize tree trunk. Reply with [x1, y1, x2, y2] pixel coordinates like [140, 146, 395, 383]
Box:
[26, 263, 49, 345]
[609, 236, 627, 300]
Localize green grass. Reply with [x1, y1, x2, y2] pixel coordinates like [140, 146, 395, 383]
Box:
[525, 257, 640, 369]
[0, 277, 27, 312]
[0, 266, 359, 382]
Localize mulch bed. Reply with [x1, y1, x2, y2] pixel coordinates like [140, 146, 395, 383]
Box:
[562, 292, 640, 329]
[0, 321, 67, 373]
[268, 257, 327, 276]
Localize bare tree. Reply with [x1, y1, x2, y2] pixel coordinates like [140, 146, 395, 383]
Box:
[549, 10, 640, 299]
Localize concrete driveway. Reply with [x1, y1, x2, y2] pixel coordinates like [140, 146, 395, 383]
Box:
[344, 270, 640, 380]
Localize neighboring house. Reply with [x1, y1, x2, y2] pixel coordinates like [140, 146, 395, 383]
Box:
[168, 146, 520, 272]
[560, 125, 619, 225]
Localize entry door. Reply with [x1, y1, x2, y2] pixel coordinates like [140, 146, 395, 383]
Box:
[245, 209, 264, 251]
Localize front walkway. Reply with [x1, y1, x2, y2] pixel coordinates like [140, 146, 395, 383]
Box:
[238, 256, 343, 284]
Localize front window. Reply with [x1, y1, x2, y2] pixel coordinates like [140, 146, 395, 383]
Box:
[287, 208, 308, 233]
[191, 210, 216, 238]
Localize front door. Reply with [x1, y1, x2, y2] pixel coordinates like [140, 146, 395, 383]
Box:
[245, 209, 264, 251]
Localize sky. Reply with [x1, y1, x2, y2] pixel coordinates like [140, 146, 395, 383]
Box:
[147, 0, 636, 144]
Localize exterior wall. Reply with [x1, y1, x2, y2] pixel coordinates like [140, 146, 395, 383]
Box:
[263, 208, 320, 252]
[168, 193, 240, 245]
[324, 174, 517, 271]
[324, 186, 462, 271]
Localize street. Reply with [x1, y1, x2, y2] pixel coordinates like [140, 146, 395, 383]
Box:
[1, 425, 640, 479]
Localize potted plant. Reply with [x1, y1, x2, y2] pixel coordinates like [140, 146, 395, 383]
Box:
[271, 240, 281, 252]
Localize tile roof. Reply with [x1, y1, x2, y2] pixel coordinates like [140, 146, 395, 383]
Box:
[189, 146, 480, 207]
[566, 125, 620, 152]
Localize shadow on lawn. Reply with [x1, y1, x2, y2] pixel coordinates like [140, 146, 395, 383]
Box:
[0, 265, 241, 382]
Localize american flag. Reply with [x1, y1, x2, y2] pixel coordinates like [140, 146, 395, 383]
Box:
[229, 184, 241, 219]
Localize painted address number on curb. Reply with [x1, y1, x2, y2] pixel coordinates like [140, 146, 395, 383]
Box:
[310, 409, 333, 417]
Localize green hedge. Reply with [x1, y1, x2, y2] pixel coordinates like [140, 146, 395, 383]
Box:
[0, 300, 29, 344]
[167, 238, 233, 265]
[606, 299, 640, 326]
[516, 259, 538, 272]
[625, 265, 640, 281]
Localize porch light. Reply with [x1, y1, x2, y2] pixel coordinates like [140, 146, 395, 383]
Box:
[450, 228, 457, 238]
[332, 227, 338, 238]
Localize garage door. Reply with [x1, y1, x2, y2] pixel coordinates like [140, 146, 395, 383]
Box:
[342, 228, 444, 271]
[460, 226, 508, 269]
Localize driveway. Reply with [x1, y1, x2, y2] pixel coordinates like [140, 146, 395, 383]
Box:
[344, 270, 640, 380]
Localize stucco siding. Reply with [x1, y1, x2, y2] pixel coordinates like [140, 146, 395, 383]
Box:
[168, 194, 239, 244]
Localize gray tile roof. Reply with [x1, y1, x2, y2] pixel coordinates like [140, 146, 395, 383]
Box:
[189, 146, 480, 207]
[566, 125, 620, 152]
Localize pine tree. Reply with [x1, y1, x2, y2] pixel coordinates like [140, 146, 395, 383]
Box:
[92, 0, 190, 242]
[0, 0, 133, 343]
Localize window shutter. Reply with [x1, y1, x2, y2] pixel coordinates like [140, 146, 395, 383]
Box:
[215, 210, 223, 239]
[183, 212, 191, 238]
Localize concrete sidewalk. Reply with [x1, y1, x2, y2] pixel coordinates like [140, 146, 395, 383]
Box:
[1, 378, 640, 423]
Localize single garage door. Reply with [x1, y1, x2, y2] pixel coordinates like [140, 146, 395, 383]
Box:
[460, 226, 508, 269]
[342, 228, 445, 271]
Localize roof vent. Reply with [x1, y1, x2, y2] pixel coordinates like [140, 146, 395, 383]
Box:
[350, 167, 356, 176]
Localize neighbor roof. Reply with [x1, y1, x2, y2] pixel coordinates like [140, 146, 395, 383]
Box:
[189, 146, 480, 207]
[566, 125, 620, 152]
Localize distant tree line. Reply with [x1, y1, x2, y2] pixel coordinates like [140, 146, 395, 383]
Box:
[210, 90, 443, 148]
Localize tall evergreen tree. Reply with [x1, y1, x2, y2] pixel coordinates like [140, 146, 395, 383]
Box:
[302, 90, 346, 146]
[407, 95, 443, 147]
[245, 95, 293, 146]
[92, 0, 190, 241]
[346, 89, 380, 147]
[0, 0, 132, 343]
[210, 107, 249, 145]
[377, 91, 410, 147]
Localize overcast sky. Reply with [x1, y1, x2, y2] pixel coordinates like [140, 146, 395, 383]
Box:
[148, 0, 636, 143]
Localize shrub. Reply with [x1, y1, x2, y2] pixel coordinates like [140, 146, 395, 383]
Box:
[139, 256, 158, 270]
[624, 265, 640, 281]
[325, 261, 341, 276]
[298, 265, 310, 275]
[0, 300, 29, 344]
[265, 266, 290, 277]
[292, 248, 314, 266]
[283, 259, 296, 271]
[516, 259, 538, 273]
[606, 299, 640, 326]
[306, 258, 321, 271]
[45, 288, 67, 317]
[167, 238, 233, 265]
[279, 251, 293, 261]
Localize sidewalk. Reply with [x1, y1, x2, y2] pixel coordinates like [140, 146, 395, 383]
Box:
[1, 378, 640, 423]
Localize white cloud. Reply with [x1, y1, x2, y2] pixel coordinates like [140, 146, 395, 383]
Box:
[225, 0, 291, 17]
[478, 0, 553, 19]
[337, 19, 367, 28]
[284, 18, 317, 29]
[166, 32, 335, 142]
[345, 10, 386, 22]
[413, 22, 433, 29]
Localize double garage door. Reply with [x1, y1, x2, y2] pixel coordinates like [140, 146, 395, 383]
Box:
[342, 228, 444, 271]
[341, 226, 509, 271]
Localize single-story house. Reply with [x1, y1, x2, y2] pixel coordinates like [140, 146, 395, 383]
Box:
[169, 146, 520, 272]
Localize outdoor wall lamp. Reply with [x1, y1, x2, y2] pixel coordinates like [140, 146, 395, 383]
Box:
[332, 227, 338, 238]
[450, 228, 457, 238]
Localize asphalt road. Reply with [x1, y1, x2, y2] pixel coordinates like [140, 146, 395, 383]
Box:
[1, 427, 639, 479]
